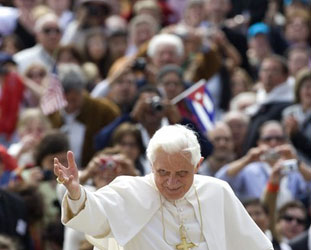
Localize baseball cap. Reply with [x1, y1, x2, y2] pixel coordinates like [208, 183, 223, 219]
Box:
[247, 22, 270, 40]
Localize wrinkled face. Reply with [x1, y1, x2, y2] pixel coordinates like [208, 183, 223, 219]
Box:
[152, 149, 199, 201]
[245, 204, 269, 232]
[278, 207, 306, 240]
[37, 21, 61, 53]
[300, 79, 311, 108]
[159, 72, 184, 100]
[152, 44, 181, 69]
[259, 59, 286, 93]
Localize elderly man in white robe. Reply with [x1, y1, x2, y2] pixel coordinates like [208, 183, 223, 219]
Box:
[54, 124, 274, 250]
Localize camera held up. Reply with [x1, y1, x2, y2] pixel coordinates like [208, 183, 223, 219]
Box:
[150, 96, 163, 112]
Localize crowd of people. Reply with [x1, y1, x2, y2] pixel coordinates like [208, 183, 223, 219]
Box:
[0, 0, 310, 249]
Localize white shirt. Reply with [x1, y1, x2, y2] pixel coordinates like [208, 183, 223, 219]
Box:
[62, 174, 273, 250]
[60, 111, 85, 168]
[246, 79, 294, 117]
[13, 44, 56, 73]
[68, 182, 208, 250]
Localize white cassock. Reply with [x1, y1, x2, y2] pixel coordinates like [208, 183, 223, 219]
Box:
[62, 174, 274, 250]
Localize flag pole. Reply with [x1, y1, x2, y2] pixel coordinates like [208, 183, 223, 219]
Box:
[170, 79, 206, 105]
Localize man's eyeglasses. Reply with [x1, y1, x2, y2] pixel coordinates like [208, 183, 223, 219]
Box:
[260, 135, 286, 143]
[281, 215, 306, 225]
[42, 27, 61, 35]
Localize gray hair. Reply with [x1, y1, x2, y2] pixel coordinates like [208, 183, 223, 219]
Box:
[57, 63, 86, 93]
[157, 64, 183, 82]
[147, 33, 184, 58]
[146, 124, 201, 166]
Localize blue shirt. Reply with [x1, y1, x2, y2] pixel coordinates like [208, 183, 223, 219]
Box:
[215, 161, 310, 202]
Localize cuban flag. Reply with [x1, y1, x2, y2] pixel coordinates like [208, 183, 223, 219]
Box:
[171, 79, 215, 133]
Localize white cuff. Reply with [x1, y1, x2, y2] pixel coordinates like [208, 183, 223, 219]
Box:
[66, 186, 85, 214]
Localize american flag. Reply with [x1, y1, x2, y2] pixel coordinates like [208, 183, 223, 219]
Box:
[171, 79, 215, 133]
[40, 73, 67, 115]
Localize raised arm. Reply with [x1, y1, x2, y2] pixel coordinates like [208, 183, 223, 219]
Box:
[226, 146, 265, 177]
[54, 151, 81, 200]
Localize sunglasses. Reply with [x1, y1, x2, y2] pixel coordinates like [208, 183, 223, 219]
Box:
[282, 215, 306, 225]
[260, 135, 286, 143]
[42, 27, 61, 35]
[27, 71, 46, 79]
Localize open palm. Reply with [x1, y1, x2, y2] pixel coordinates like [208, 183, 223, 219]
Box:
[54, 151, 81, 200]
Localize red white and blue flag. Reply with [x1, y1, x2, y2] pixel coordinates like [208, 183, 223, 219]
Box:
[40, 73, 67, 115]
[171, 79, 215, 133]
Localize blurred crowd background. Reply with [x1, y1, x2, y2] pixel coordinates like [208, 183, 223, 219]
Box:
[0, 0, 311, 249]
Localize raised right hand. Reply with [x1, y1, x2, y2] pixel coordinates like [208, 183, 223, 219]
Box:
[54, 151, 81, 200]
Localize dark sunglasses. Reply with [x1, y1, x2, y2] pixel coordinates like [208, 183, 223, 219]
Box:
[42, 27, 61, 35]
[27, 71, 46, 78]
[282, 215, 306, 225]
[260, 135, 286, 143]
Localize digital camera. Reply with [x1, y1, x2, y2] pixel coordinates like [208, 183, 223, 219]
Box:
[260, 149, 280, 162]
[150, 96, 163, 112]
[100, 157, 116, 170]
[132, 57, 147, 71]
[281, 159, 298, 175]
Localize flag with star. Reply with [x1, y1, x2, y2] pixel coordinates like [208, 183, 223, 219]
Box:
[40, 73, 67, 115]
[171, 79, 215, 133]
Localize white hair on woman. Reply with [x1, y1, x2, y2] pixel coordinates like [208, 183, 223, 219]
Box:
[146, 124, 201, 166]
[34, 12, 59, 33]
[147, 33, 184, 58]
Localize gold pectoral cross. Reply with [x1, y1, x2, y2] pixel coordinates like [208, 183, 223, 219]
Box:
[176, 225, 196, 250]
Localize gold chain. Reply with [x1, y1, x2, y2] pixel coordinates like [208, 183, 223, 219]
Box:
[159, 187, 204, 247]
